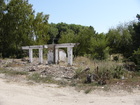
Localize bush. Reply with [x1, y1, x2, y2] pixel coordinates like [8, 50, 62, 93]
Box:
[131, 48, 140, 70]
[112, 66, 125, 79]
[113, 56, 119, 61]
[89, 36, 109, 60]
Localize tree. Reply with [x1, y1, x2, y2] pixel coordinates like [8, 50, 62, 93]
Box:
[75, 27, 96, 56]
[0, 0, 5, 20]
[47, 23, 58, 44]
[33, 12, 49, 45]
[0, 0, 49, 58]
[0, 0, 5, 57]
[89, 33, 109, 60]
[136, 14, 140, 21]
[132, 14, 140, 51]
[55, 22, 69, 43]
[106, 29, 121, 54]
[1, 0, 35, 57]
[106, 23, 132, 57]
[58, 29, 75, 43]
[69, 24, 84, 34]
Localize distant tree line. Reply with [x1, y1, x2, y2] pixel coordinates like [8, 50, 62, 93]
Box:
[47, 17, 140, 65]
[0, 0, 140, 69]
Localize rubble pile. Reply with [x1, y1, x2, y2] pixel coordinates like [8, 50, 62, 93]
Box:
[0, 58, 76, 80]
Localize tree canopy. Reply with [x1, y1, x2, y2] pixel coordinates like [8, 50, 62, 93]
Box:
[0, 0, 49, 58]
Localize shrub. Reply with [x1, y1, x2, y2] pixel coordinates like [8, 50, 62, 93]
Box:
[112, 66, 125, 79]
[113, 56, 119, 61]
[131, 48, 140, 70]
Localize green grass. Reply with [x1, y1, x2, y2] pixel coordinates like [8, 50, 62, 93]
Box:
[84, 88, 92, 94]
[134, 71, 140, 77]
[28, 73, 55, 83]
[28, 73, 69, 87]
[0, 68, 28, 76]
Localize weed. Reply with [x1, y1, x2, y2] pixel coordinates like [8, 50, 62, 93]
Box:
[84, 88, 92, 94]
[73, 68, 83, 79]
[103, 86, 110, 91]
[57, 80, 68, 87]
[73, 56, 134, 86]
[69, 79, 78, 87]
[28, 73, 55, 83]
[0, 69, 28, 76]
[134, 71, 140, 77]
[69, 82, 77, 87]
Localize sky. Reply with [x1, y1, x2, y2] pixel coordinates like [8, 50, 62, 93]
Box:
[28, 0, 140, 33]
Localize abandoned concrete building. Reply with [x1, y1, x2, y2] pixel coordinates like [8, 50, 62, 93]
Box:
[22, 43, 78, 65]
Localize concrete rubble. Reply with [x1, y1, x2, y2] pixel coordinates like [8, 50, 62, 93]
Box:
[0, 58, 76, 80]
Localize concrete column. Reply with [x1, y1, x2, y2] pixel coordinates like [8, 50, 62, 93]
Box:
[47, 49, 54, 64]
[39, 48, 43, 64]
[29, 48, 33, 63]
[67, 47, 73, 65]
[55, 48, 59, 64]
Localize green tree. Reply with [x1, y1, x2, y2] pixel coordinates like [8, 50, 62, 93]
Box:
[117, 24, 132, 57]
[47, 23, 88, 45]
[132, 14, 140, 50]
[33, 12, 49, 45]
[106, 24, 132, 57]
[131, 48, 140, 70]
[0, 0, 5, 20]
[106, 29, 121, 54]
[136, 14, 140, 21]
[58, 29, 75, 43]
[89, 33, 109, 60]
[47, 23, 58, 44]
[55, 22, 69, 43]
[0, 0, 49, 58]
[129, 14, 140, 68]
[69, 24, 84, 34]
[0, 0, 5, 57]
[1, 0, 35, 57]
[75, 26, 96, 56]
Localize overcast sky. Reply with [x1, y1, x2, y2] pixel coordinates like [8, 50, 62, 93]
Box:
[29, 0, 140, 33]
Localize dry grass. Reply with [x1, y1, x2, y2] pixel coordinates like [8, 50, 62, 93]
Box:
[0, 68, 28, 76]
[73, 56, 126, 80]
[74, 56, 123, 73]
[72, 56, 140, 93]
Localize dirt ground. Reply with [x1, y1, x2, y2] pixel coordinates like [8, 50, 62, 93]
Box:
[0, 78, 140, 105]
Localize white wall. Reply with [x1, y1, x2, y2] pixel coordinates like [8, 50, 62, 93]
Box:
[47, 49, 66, 64]
[59, 49, 66, 62]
